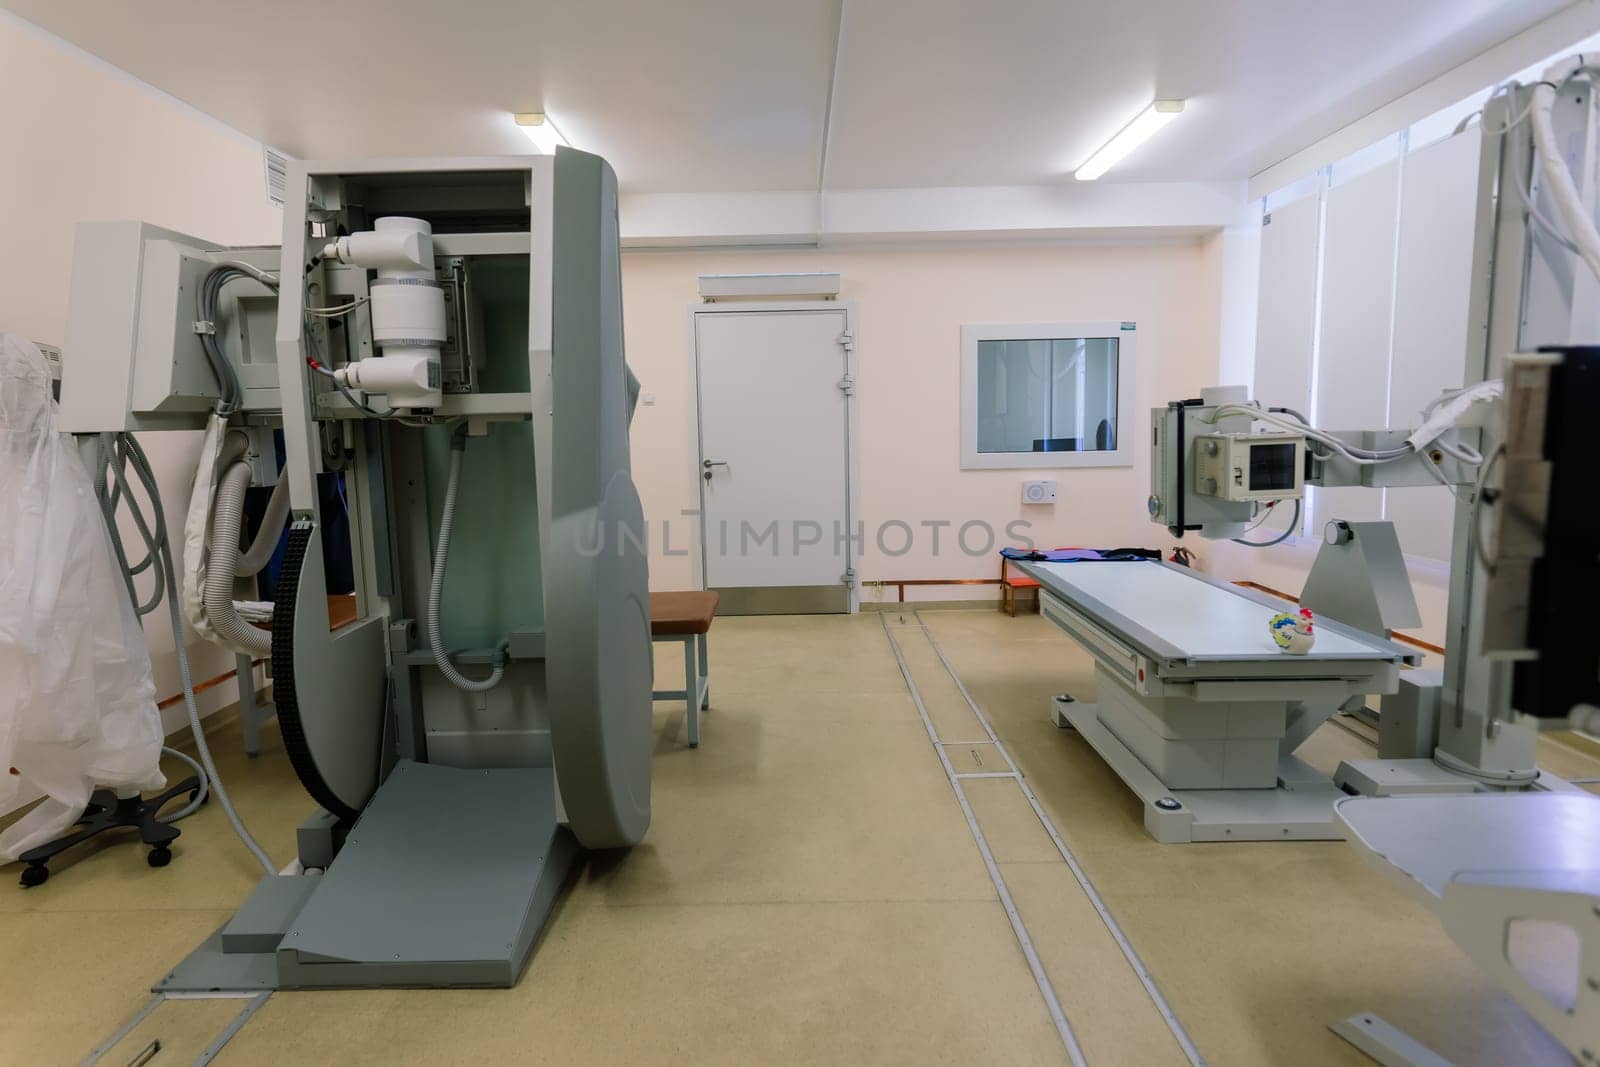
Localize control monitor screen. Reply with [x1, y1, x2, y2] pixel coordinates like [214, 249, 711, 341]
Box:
[1248, 442, 1297, 492]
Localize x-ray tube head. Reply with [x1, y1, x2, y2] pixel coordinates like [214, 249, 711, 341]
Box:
[322, 216, 445, 409]
[1147, 391, 1304, 539]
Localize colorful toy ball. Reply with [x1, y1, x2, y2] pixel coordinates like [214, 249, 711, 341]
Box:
[1269, 608, 1316, 655]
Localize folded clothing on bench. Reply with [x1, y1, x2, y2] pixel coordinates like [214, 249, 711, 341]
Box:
[999, 547, 1162, 563]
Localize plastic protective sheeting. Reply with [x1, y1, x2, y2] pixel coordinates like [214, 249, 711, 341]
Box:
[0, 334, 164, 862]
[181, 413, 229, 646]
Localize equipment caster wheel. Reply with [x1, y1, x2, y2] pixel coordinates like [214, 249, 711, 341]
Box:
[147, 847, 173, 869]
[19, 864, 48, 888]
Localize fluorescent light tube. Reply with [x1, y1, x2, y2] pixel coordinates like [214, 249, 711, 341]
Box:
[513, 112, 568, 154]
[1074, 100, 1184, 181]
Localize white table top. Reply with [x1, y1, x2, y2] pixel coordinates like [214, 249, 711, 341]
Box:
[1024, 560, 1396, 662]
[1337, 793, 1600, 900]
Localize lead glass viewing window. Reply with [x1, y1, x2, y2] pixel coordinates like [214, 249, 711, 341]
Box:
[960, 323, 1135, 469]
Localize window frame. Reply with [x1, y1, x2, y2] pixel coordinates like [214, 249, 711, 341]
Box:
[959, 321, 1137, 470]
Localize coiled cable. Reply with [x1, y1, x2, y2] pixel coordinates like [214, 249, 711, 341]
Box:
[1232, 498, 1301, 548]
[426, 431, 505, 693]
[93, 431, 276, 873]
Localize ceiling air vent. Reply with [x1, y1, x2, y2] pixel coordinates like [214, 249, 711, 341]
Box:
[263, 146, 289, 208]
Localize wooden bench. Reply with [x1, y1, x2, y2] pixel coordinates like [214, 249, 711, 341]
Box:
[999, 557, 1041, 616]
[650, 591, 719, 748]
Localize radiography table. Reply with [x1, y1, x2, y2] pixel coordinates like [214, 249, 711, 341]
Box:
[1017, 560, 1415, 842]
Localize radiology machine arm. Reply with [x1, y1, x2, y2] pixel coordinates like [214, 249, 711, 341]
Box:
[1148, 383, 1494, 543]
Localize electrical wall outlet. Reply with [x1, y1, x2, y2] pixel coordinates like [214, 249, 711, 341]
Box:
[1021, 480, 1057, 505]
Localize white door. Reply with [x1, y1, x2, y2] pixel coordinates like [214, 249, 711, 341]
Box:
[694, 308, 853, 613]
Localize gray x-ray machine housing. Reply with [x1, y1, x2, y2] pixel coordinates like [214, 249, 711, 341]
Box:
[58, 149, 652, 989]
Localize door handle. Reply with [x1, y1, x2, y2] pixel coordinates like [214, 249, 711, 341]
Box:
[702, 459, 729, 470]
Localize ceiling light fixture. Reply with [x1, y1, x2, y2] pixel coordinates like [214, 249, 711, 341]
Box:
[513, 112, 569, 154]
[1074, 99, 1185, 181]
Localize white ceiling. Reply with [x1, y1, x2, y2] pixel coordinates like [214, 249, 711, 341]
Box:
[826, 0, 1570, 186]
[4, 0, 1572, 193]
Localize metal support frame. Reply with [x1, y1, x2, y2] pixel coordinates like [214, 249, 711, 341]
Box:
[235, 654, 275, 758]
[1330, 1013, 1453, 1067]
[1051, 690, 1348, 843]
[192, 992, 271, 1066]
[1336, 792, 1600, 1064]
[76, 991, 273, 1067]
[652, 633, 711, 747]
[1310, 79, 1600, 1067]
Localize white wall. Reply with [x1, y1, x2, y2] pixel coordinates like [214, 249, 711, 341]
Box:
[0, 14, 282, 731]
[1210, 537, 1451, 651]
[621, 238, 1224, 602]
[1253, 191, 1321, 422]
[1214, 221, 1262, 390]
[1221, 130, 1488, 649]
[620, 181, 1247, 247]
[1314, 158, 1401, 529]
[1385, 130, 1482, 564]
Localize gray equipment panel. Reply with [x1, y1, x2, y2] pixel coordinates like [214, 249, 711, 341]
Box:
[272, 521, 388, 819]
[277, 760, 575, 988]
[221, 875, 320, 954]
[1377, 670, 1444, 760]
[296, 809, 345, 869]
[544, 147, 653, 850]
[1299, 520, 1422, 636]
[156, 927, 281, 993]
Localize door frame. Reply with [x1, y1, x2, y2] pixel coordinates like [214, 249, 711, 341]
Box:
[684, 300, 860, 612]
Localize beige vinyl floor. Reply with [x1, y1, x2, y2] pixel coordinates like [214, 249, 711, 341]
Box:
[3, 609, 1597, 1066]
